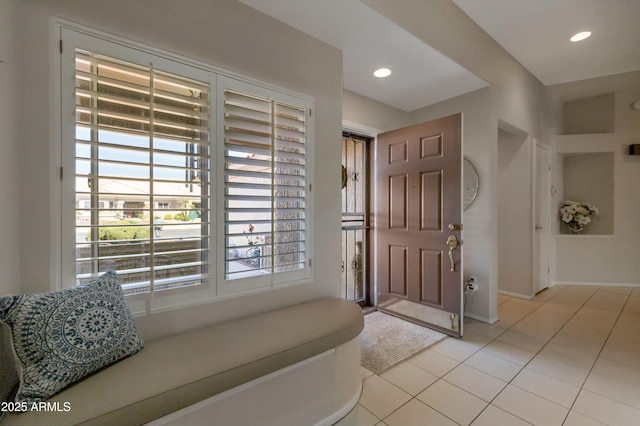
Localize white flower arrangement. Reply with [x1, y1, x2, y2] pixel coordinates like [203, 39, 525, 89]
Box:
[559, 200, 599, 234]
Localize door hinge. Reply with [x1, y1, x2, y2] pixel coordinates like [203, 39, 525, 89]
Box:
[59, 39, 63, 54]
[308, 259, 312, 267]
[548, 164, 551, 171]
[59, 166, 63, 180]
[309, 183, 312, 192]
[309, 108, 312, 117]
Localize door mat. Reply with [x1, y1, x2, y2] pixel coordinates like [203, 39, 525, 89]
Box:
[360, 311, 447, 374]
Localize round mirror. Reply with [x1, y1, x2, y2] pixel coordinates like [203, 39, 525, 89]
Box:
[464, 158, 479, 210]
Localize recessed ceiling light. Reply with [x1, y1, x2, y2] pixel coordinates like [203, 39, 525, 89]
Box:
[570, 31, 591, 42]
[373, 68, 391, 78]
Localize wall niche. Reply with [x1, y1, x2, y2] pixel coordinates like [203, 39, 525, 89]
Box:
[563, 93, 615, 134]
[561, 152, 614, 235]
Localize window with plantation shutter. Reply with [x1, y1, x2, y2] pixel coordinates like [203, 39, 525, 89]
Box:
[59, 26, 313, 305]
[222, 84, 311, 283]
[72, 48, 210, 295]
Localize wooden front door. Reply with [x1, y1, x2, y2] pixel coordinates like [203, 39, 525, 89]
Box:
[375, 114, 463, 336]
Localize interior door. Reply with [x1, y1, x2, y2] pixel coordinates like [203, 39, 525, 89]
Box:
[375, 114, 463, 336]
[534, 143, 551, 293]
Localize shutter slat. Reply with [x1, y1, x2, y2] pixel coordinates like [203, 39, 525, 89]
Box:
[223, 89, 307, 279]
[76, 124, 209, 146]
[76, 105, 209, 134]
[75, 48, 210, 294]
[76, 87, 210, 122]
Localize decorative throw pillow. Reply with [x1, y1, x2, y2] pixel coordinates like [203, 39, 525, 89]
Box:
[0, 271, 143, 404]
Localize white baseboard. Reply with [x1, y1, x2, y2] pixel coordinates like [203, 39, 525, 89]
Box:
[464, 312, 499, 324]
[498, 290, 535, 300]
[552, 281, 640, 288]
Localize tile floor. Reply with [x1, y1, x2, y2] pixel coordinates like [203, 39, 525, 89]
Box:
[336, 285, 640, 426]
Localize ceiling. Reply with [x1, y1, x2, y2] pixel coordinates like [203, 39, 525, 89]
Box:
[239, 0, 640, 112]
[453, 0, 640, 86]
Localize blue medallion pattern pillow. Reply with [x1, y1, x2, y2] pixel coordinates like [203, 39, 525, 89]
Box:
[0, 271, 143, 404]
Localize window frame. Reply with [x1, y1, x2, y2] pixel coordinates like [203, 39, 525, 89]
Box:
[54, 20, 314, 314]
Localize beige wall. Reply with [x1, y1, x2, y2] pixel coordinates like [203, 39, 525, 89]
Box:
[562, 152, 614, 235]
[497, 129, 533, 297]
[0, 0, 21, 296]
[342, 90, 410, 132]
[551, 72, 640, 285]
[344, 70, 640, 317]
[360, 0, 549, 322]
[9, 0, 343, 340]
[6, 0, 637, 337]
[345, 1, 548, 323]
[361, 0, 545, 136]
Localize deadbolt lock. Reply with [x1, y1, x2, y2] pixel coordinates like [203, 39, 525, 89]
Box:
[448, 223, 462, 231]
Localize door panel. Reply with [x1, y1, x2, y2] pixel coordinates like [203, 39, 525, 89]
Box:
[389, 174, 408, 229]
[420, 249, 442, 304]
[375, 114, 462, 336]
[421, 171, 442, 231]
[389, 245, 408, 297]
[389, 141, 408, 163]
[421, 134, 442, 158]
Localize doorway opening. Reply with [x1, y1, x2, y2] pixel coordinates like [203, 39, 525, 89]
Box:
[534, 143, 551, 294]
[497, 125, 534, 298]
[341, 132, 372, 307]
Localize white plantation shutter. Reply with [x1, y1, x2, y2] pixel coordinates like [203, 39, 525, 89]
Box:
[222, 87, 310, 282]
[60, 27, 313, 303]
[73, 49, 210, 294]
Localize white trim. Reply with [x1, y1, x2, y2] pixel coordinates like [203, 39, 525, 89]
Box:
[49, 20, 63, 291]
[552, 281, 640, 288]
[498, 289, 535, 300]
[556, 234, 615, 239]
[341, 120, 381, 137]
[464, 312, 499, 324]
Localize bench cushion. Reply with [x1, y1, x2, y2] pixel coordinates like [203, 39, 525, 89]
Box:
[2, 298, 363, 426]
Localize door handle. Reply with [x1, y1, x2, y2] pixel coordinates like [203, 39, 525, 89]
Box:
[446, 235, 459, 272]
[535, 226, 543, 230]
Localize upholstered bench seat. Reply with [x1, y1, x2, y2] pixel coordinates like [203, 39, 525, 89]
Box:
[2, 298, 364, 426]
